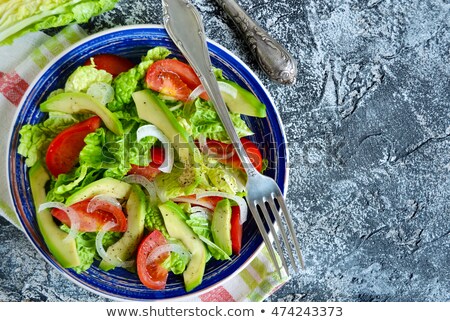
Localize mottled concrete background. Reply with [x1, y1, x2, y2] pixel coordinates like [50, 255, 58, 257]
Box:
[0, 0, 449, 302]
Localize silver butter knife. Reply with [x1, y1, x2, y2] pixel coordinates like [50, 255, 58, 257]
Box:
[214, 0, 297, 85]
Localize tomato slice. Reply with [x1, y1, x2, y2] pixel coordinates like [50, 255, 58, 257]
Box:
[150, 146, 165, 166]
[128, 147, 165, 180]
[204, 138, 263, 172]
[46, 116, 102, 178]
[84, 54, 135, 77]
[136, 230, 169, 290]
[230, 206, 242, 255]
[51, 199, 127, 232]
[145, 59, 208, 101]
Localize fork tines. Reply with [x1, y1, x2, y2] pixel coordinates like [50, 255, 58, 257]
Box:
[248, 194, 304, 278]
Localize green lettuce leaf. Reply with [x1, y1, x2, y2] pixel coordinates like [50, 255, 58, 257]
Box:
[144, 203, 168, 238]
[186, 213, 230, 261]
[0, 0, 118, 46]
[108, 47, 171, 112]
[184, 98, 253, 142]
[64, 65, 113, 93]
[60, 224, 121, 273]
[161, 238, 190, 275]
[17, 113, 83, 167]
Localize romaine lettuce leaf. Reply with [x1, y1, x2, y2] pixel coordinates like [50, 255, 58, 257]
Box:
[186, 213, 230, 261]
[184, 98, 253, 142]
[108, 47, 171, 112]
[60, 224, 121, 273]
[0, 0, 119, 46]
[64, 65, 113, 93]
[17, 113, 83, 167]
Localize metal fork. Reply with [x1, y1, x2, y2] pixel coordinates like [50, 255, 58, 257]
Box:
[161, 0, 305, 276]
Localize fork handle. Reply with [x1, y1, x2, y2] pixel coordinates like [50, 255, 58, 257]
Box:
[162, 0, 258, 177]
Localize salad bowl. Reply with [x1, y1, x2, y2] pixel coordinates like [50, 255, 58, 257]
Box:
[7, 24, 289, 301]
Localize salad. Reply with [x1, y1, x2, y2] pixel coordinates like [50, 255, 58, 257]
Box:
[18, 47, 267, 292]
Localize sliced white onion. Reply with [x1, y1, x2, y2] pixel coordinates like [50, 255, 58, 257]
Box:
[146, 243, 191, 266]
[195, 191, 248, 224]
[39, 202, 80, 242]
[187, 82, 238, 102]
[86, 82, 114, 105]
[87, 194, 122, 213]
[95, 221, 134, 268]
[189, 212, 210, 221]
[188, 84, 205, 101]
[218, 81, 238, 100]
[190, 206, 213, 220]
[136, 125, 174, 173]
[171, 196, 215, 210]
[123, 174, 157, 204]
[198, 134, 208, 155]
[169, 102, 183, 111]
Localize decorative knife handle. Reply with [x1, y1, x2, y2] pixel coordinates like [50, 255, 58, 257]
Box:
[215, 0, 297, 84]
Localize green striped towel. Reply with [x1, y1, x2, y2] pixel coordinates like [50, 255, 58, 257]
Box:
[0, 24, 289, 302]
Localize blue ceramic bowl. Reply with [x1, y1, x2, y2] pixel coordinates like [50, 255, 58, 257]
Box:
[8, 25, 288, 301]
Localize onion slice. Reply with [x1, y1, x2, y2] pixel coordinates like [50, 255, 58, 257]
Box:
[39, 202, 80, 242]
[171, 196, 216, 210]
[146, 243, 191, 266]
[95, 221, 134, 268]
[87, 194, 122, 213]
[136, 125, 174, 173]
[187, 82, 238, 102]
[188, 84, 205, 102]
[123, 174, 157, 204]
[195, 191, 248, 224]
[190, 206, 213, 220]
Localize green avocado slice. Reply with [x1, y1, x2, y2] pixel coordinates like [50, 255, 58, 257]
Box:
[65, 178, 131, 206]
[219, 80, 266, 118]
[211, 198, 232, 256]
[29, 160, 80, 268]
[99, 184, 146, 271]
[159, 200, 207, 292]
[40, 92, 123, 135]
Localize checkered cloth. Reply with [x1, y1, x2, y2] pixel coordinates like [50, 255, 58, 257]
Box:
[0, 24, 288, 302]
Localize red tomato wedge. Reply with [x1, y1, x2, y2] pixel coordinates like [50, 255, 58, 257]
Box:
[230, 206, 242, 255]
[51, 199, 127, 232]
[201, 138, 263, 172]
[150, 146, 165, 166]
[145, 59, 208, 101]
[136, 230, 169, 290]
[84, 54, 135, 77]
[128, 147, 165, 180]
[45, 116, 102, 178]
[226, 138, 263, 173]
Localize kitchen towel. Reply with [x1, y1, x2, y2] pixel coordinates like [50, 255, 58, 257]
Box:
[0, 24, 288, 302]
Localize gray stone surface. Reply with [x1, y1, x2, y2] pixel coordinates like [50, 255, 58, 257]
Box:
[0, 0, 449, 302]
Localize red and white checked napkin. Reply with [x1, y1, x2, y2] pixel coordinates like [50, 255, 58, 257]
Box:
[0, 25, 288, 302]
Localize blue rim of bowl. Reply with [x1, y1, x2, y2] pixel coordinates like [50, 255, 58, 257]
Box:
[8, 24, 289, 301]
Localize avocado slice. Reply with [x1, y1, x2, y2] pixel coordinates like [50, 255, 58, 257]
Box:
[29, 161, 80, 268]
[219, 80, 266, 118]
[40, 92, 123, 135]
[159, 201, 207, 292]
[133, 89, 202, 194]
[211, 199, 233, 256]
[99, 184, 146, 271]
[133, 89, 193, 164]
[65, 178, 131, 206]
